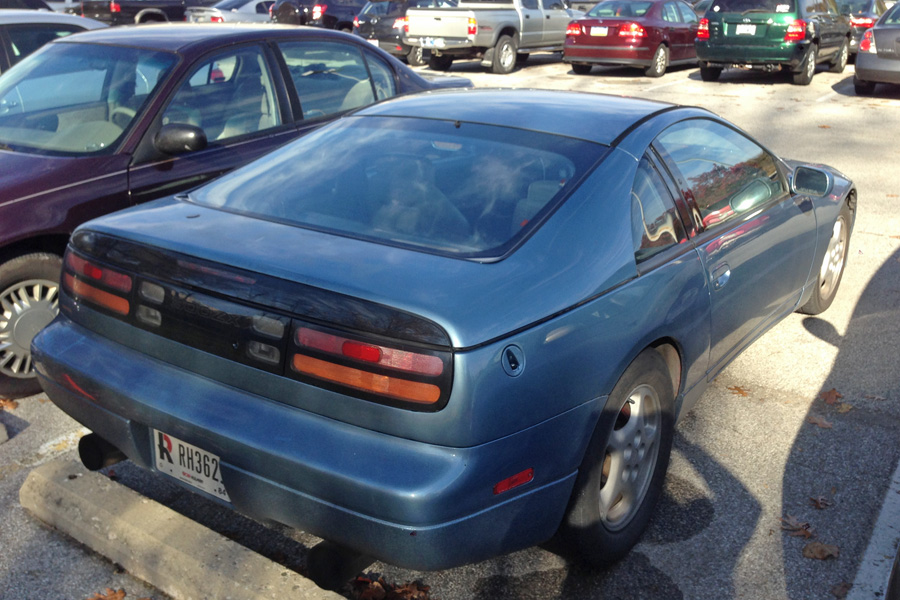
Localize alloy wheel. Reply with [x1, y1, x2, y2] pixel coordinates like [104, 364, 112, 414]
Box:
[0, 279, 59, 378]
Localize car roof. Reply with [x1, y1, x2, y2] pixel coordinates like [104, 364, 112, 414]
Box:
[54, 22, 358, 53]
[354, 88, 678, 146]
[0, 9, 105, 27]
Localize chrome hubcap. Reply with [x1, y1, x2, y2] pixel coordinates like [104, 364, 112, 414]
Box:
[806, 51, 815, 78]
[0, 279, 59, 379]
[819, 216, 847, 300]
[599, 383, 661, 530]
[500, 43, 515, 69]
[655, 48, 665, 70]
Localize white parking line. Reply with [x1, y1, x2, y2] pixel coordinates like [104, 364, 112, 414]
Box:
[847, 456, 900, 599]
[645, 78, 690, 92]
[816, 91, 839, 103]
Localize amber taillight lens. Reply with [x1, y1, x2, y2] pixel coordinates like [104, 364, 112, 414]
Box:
[63, 251, 133, 316]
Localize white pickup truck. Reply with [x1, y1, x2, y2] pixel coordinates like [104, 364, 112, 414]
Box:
[404, 0, 583, 73]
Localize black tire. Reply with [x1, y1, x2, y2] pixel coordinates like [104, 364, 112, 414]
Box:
[829, 38, 849, 73]
[793, 43, 817, 85]
[564, 349, 675, 566]
[644, 44, 669, 78]
[492, 34, 518, 74]
[700, 64, 721, 81]
[798, 201, 852, 315]
[516, 52, 530, 65]
[572, 63, 593, 75]
[428, 53, 454, 71]
[406, 46, 427, 67]
[854, 76, 876, 95]
[0, 252, 62, 399]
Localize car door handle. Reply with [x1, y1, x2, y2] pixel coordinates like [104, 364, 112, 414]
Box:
[711, 264, 731, 290]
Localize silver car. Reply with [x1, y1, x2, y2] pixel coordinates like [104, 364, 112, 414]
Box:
[185, 0, 275, 23]
[854, 0, 900, 94]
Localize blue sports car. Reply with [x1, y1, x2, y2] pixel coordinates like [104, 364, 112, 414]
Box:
[32, 89, 855, 587]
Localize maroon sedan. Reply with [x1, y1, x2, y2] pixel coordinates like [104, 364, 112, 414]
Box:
[563, 0, 699, 77]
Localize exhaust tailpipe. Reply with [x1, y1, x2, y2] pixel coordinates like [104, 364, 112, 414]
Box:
[306, 540, 374, 591]
[78, 433, 126, 471]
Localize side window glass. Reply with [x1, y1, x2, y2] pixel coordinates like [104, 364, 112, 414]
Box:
[655, 119, 787, 230]
[540, 0, 563, 9]
[163, 46, 281, 143]
[631, 155, 687, 262]
[521, 0, 539, 9]
[663, 2, 682, 21]
[6, 25, 82, 67]
[678, 1, 699, 21]
[277, 41, 393, 119]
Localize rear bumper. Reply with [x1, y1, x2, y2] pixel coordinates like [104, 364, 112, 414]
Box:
[696, 40, 808, 70]
[32, 317, 586, 570]
[563, 43, 653, 66]
[855, 52, 900, 84]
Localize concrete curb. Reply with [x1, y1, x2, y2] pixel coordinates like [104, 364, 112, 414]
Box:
[19, 459, 344, 600]
[0, 422, 7, 444]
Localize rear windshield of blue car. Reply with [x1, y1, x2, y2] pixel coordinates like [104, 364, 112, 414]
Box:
[588, 1, 654, 18]
[710, 0, 795, 12]
[189, 115, 607, 259]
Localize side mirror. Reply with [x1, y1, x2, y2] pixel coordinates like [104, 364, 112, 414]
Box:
[154, 123, 207, 155]
[792, 166, 833, 197]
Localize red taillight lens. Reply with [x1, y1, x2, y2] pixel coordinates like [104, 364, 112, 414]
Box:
[63, 273, 130, 315]
[618, 22, 646, 37]
[210, 15, 224, 22]
[566, 22, 582, 36]
[296, 327, 443, 376]
[353, 16, 359, 28]
[859, 28, 876, 53]
[467, 17, 477, 36]
[697, 17, 709, 40]
[109, 0, 120, 12]
[784, 19, 807, 42]
[393, 16, 407, 31]
[312, 3, 326, 20]
[850, 16, 876, 28]
[66, 252, 132, 293]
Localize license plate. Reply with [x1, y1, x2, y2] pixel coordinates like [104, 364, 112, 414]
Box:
[367, 38, 380, 46]
[735, 24, 757, 35]
[590, 26, 608, 36]
[153, 429, 230, 502]
[421, 37, 445, 48]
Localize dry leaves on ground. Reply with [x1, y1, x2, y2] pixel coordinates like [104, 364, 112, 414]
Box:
[808, 415, 833, 429]
[85, 589, 150, 600]
[810, 496, 833, 510]
[831, 581, 852, 598]
[803, 541, 840, 560]
[864, 394, 888, 401]
[820, 389, 844, 405]
[352, 576, 431, 600]
[781, 515, 815, 539]
[0, 398, 19, 411]
[836, 403, 854, 414]
[727, 386, 751, 397]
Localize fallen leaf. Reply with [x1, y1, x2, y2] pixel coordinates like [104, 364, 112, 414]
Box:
[808, 415, 833, 429]
[831, 581, 852, 598]
[781, 515, 815, 538]
[837, 403, 853, 414]
[864, 394, 888, 401]
[0, 398, 18, 411]
[820, 388, 844, 405]
[85, 590, 126, 600]
[803, 541, 839, 560]
[353, 576, 432, 600]
[810, 496, 833, 510]
[818, 125, 832, 129]
[728, 386, 751, 397]
[888, 195, 899, 199]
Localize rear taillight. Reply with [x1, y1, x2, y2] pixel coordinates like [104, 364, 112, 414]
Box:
[109, 0, 120, 12]
[353, 15, 359, 28]
[292, 325, 449, 407]
[566, 22, 582, 36]
[63, 252, 133, 316]
[467, 16, 477, 36]
[784, 19, 807, 42]
[210, 15, 224, 22]
[393, 16, 407, 32]
[312, 3, 326, 20]
[697, 17, 709, 40]
[859, 28, 876, 53]
[618, 22, 646, 38]
[850, 15, 876, 28]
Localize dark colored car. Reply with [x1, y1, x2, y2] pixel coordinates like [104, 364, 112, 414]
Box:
[840, 0, 888, 53]
[695, 0, 852, 85]
[693, 0, 711, 14]
[354, 0, 454, 65]
[854, 0, 900, 92]
[32, 88, 855, 588]
[272, 0, 364, 30]
[0, 24, 469, 398]
[0, 10, 104, 74]
[564, 0, 699, 76]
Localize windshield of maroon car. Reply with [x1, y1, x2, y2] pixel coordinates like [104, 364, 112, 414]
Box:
[189, 115, 607, 258]
[0, 43, 177, 155]
[587, 1, 654, 17]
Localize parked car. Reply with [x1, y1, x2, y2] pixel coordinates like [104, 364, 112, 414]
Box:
[853, 0, 900, 92]
[271, 0, 365, 30]
[695, 0, 852, 85]
[0, 24, 469, 399]
[404, 0, 584, 73]
[32, 88, 855, 588]
[692, 0, 711, 14]
[354, 0, 455, 66]
[80, 0, 220, 24]
[185, 0, 275, 22]
[0, 9, 104, 73]
[839, 0, 888, 54]
[563, 0, 699, 77]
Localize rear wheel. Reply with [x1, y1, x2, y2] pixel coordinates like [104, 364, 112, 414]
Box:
[700, 64, 721, 81]
[0, 252, 62, 399]
[793, 43, 817, 85]
[798, 202, 852, 315]
[572, 63, 593, 75]
[492, 35, 518, 74]
[854, 76, 876, 95]
[564, 349, 675, 566]
[428, 53, 454, 71]
[406, 46, 427, 67]
[829, 38, 849, 73]
[644, 45, 669, 77]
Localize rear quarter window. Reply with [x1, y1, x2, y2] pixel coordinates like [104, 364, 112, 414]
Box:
[710, 0, 795, 11]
